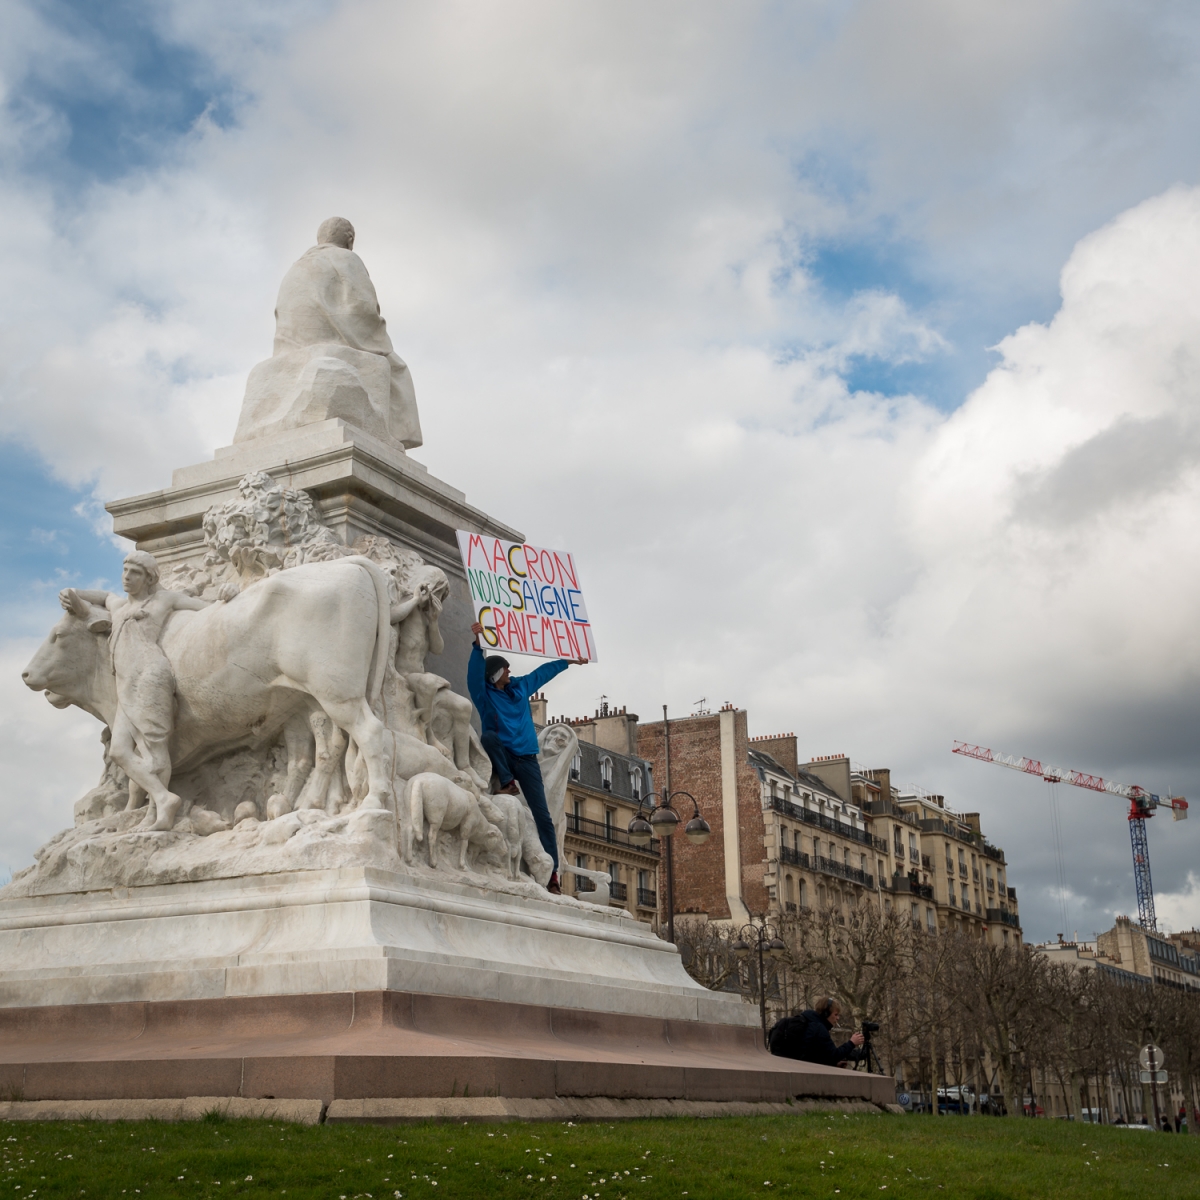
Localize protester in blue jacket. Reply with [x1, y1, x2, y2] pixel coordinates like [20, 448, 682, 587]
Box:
[468, 623, 588, 894]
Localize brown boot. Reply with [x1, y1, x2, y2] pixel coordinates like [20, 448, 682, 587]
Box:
[547, 871, 562, 895]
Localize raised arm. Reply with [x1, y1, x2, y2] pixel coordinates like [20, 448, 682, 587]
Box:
[466, 642, 487, 712]
[62, 587, 111, 608]
[515, 658, 571, 698]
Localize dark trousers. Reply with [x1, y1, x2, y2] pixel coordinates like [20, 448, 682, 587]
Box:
[480, 731, 559, 870]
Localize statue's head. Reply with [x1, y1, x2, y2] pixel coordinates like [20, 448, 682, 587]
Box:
[122, 550, 160, 596]
[317, 217, 355, 250]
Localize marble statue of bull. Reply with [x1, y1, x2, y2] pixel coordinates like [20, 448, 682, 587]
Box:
[23, 557, 409, 829]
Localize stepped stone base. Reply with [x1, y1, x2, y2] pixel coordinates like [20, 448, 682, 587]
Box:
[0, 1096, 894, 1124]
[0, 990, 893, 1107]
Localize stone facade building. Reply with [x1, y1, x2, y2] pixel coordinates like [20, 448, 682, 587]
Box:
[636, 707, 1021, 941]
[532, 696, 660, 924]
[1038, 919, 1200, 992]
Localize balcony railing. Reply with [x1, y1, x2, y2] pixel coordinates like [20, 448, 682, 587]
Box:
[865, 799, 919, 827]
[986, 907, 1021, 928]
[566, 812, 660, 854]
[982, 841, 1006, 863]
[768, 796, 886, 850]
[921, 854, 932, 870]
[918, 816, 978, 846]
[958, 865, 968, 878]
[889, 874, 934, 900]
[986, 878, 995, 892]
[948, 893, 957, 908]
[972, 867, 980, 882]
[784, 902, 797, 914]
[636, 888, 657, 909]
[779, 845, 810, 868]
[909, 848, 921, 863]
[610, 881, 627, 902]
[574, 875, 595, 893]
[814, 855, 874, 889]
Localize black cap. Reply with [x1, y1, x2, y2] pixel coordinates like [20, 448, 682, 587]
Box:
[485, 655, 510, 682]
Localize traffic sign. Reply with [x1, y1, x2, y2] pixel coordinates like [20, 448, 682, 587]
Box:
[1139, 1044, 1165, 1071]
[1139, 1070, 1168, 1084]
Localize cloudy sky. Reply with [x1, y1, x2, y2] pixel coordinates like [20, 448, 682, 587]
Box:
[3, 0, 1200, 942]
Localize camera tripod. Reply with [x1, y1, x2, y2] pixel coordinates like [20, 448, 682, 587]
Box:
[856, 1025, 886, 1075]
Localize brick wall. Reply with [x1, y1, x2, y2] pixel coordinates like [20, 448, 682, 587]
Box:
[638, 708, 769, 923]
[748, 733, 797, 777]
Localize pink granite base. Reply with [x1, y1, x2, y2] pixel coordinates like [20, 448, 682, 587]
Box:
[0, 991, 893, 1106]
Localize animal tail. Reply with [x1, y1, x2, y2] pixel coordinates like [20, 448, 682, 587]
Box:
[409, 774, 425, 844]
[340, 555, 392, 708]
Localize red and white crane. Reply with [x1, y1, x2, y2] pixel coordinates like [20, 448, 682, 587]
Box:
[951, 741, 1189, 931]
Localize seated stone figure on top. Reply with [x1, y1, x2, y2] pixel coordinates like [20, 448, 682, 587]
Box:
[234, 216, 423, 452]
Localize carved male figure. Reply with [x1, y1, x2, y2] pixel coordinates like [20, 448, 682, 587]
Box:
[61, 551, 211, 830]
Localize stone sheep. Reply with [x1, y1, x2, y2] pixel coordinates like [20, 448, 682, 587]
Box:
[405, 772, 507, 870]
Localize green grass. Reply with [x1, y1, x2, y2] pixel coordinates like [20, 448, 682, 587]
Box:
[0, 1111, 1194, 1199]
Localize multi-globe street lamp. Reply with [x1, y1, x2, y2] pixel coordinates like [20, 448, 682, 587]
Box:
[731, 921, 788, 1038]
[627, 788, 711, 944]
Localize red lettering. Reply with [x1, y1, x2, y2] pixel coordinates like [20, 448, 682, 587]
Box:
[490, 539, 508, 574]
[539, 550, 556, 585]
[465, 534, 489, 569]
[528, 613, 545, 656]
[579, 624, 596, 661]
[490, 607, 508, 650]
[523, 544, 544, 583]
[508, 611, 528, 653]
[561, 621, 581, 658]
[552, 552, 578, 589]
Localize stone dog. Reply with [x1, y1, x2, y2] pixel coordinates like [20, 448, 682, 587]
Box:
[405, 773, 506, 870]
[477, 793, 522, 880]
[480, 790, 554, 887]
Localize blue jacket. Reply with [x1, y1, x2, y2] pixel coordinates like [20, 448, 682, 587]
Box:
[467, 644, 570, 756]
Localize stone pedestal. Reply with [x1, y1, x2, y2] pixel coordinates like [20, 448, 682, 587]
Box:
[0, 989, 895, 1108]
[0, 867, 893, 1107]
[105, 420, 515, 702]
[0, 866, 743, 1021]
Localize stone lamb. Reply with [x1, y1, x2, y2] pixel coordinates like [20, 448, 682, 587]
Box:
[405, 773, 506, 870]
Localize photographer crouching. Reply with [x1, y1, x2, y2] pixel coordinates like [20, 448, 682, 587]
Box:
[768, 997, 865, 1068]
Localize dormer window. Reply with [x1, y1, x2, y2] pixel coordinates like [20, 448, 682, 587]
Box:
[570, 753, 581, 780]
[630, 767, 642, 800]
[600, 757, 613, 790]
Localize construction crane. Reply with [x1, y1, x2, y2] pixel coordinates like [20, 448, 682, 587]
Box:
[951, 741, 1189, 931]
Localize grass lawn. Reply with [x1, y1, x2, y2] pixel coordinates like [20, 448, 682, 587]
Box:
[0, 1111, 1193, 1199]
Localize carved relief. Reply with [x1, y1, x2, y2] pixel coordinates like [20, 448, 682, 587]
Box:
[13, 472, 586, 906]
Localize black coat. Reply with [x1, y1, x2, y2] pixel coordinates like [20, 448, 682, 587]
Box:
[768, 1010, 861, 1067]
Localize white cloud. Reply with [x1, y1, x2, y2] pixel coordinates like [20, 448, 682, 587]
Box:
[1156, 873, 1200, 935]
[3, 3, 1200, 940]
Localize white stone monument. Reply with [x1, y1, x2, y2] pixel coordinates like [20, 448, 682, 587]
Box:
[0, 221, 889, 1112]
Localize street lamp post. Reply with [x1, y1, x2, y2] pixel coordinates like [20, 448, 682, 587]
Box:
[627, 789, 711, 942]
[626, 704, 712, 943]
[731, 921, 787, 1039]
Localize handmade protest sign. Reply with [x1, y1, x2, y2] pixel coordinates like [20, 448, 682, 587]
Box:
[456, 532, 598, 662]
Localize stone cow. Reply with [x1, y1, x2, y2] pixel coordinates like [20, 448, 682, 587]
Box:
[23, 557, 399, 826]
